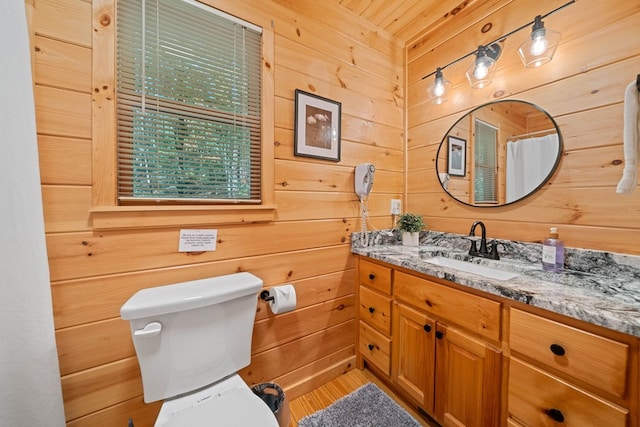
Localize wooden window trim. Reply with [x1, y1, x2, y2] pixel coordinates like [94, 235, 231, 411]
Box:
[91, 0, 275, 230]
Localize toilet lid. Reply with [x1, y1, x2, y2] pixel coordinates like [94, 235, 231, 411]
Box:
[161, 387, 279, 427]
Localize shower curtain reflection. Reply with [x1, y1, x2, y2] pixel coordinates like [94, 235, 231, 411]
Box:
[506, 134, 559, 203]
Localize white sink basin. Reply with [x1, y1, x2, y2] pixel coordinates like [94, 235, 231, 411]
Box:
[425, 256, 519, 281]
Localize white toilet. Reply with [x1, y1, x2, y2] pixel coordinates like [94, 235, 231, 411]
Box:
[120, 272, 281, 427]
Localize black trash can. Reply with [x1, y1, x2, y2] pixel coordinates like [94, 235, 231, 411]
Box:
[251, 382, 289, 427]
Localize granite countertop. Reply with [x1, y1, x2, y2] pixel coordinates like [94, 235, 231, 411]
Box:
[352, 230, 640, 338]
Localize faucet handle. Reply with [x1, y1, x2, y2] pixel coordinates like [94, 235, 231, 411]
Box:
[489, 240, 501, 260]
[466, 236, 481, 256]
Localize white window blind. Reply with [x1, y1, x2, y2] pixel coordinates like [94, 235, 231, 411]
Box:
[473, 119, 498, 204]
[116, 0, 262, 203]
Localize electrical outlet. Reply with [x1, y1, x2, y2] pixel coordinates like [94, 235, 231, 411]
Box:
[390, 199, 401, 215]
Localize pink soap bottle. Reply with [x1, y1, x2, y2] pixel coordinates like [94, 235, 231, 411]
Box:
[542, 227, 564, 272]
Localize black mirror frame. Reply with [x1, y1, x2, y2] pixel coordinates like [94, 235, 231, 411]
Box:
[435, 99, 563, 208]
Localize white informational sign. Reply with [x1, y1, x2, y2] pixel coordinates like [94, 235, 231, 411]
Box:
[178, 229, 218, 252]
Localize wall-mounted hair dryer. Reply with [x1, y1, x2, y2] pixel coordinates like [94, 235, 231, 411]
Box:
[355, 163, 375, 200]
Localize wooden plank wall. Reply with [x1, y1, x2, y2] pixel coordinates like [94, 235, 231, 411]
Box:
[407, 0, 640, 255]
[31, 0, 404, 425]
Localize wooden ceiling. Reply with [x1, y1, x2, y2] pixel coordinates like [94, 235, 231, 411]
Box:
[333, 0, 469, 43]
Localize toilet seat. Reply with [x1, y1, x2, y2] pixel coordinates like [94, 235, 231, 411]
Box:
[156, 375, 279, 427]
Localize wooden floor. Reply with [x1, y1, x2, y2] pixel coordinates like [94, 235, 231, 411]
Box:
[287, 368, 439, 426]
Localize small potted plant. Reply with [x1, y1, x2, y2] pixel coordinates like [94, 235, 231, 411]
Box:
[396, 213, 425, 247]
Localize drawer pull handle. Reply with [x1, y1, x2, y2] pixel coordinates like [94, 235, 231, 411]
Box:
[368, 344, 375, 351]
[369, 273, 375, 280]
[550, 344, 566, 356]
[368, 306, 375, 314]
[435, 331, 444, 339]
[423, 324, 432, 333]
[546, 408, 565, 423]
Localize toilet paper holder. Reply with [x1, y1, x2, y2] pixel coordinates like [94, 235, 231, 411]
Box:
[259, 285, 297, 314]
[260, 289, 275, 302]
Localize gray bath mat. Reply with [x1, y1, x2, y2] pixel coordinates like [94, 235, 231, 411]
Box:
[298, 382, 422, 427]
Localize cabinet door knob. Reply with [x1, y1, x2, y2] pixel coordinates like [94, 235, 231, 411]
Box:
[368, 344, 375, 351]
[368, 306, 375, 314]
[546, 408, 565, 422]
[369, 273, 375, 280]
[423, 324, 432, 333]
[550, 343, 566, 356]
[435, 331, 444, 339]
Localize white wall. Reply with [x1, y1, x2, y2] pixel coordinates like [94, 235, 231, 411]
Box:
[0, 1, 66, 425]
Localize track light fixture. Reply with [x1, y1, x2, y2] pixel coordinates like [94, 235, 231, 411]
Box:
[422, 0, 575, 104]
[518, 15, 562, 68]
[466, 44, 502, 89]
[428, 67, 452, 104]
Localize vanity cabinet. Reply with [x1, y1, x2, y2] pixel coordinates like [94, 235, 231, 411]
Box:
[357, 259, 392, 377]
[392, 272, 502, 426]
[508, 308, 630, 426]
[355, 256, 638, 427]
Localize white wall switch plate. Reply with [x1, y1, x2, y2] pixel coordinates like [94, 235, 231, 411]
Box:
[390, 199, 401, 215]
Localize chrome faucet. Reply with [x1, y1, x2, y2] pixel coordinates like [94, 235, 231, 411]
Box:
[468, 221, 500, 260]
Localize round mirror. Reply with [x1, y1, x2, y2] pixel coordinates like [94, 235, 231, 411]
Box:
[436, 100, 562, 207]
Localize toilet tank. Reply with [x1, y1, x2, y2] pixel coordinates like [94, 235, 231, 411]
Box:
[121, 272, 263, 403]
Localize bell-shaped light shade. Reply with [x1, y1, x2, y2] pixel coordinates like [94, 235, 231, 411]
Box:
[465, 46, 497, 89]
[518, 15, 562, 68]
[428, 68, 451, 104]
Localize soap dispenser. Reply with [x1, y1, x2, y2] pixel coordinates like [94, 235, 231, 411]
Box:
[542, 227, 564, 272]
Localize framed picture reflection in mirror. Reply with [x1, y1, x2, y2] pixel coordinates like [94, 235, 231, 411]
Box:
[447, 136, 466, 177]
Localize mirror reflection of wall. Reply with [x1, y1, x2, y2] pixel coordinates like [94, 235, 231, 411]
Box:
[436, 100, 562, 207]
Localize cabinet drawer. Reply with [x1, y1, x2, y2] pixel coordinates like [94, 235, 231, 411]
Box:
[509, 309, 628, 397]
[359, 259, 392, 295]
[359, 285, 391, 335]
[508, 358, 628, 427]
[394, 271, 501, 342]
[359, 321, 391, 375]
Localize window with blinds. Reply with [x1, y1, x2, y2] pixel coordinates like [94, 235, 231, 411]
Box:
[473, 119, 498, 204]
[116, 0, 262, 203]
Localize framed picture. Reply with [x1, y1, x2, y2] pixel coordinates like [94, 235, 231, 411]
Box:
[294, 89, 341, 162]
[447, 136, 466, 177]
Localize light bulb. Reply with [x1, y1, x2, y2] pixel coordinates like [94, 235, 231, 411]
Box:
[433, 78, 446, 97]
[428, 67, 450, 104]
[530, 29, 548, 56]
[474, 62, 489, 79]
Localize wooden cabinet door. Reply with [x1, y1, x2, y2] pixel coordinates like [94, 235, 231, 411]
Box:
[392, 302, 436, 412]
[435, 324, 502, 427]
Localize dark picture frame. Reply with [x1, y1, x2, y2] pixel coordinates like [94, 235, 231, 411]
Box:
[447, 136, 466, 177]
[294, 89, 341, 162]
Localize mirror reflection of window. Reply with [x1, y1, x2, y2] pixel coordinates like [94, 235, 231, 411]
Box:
[473, 119, 498, 204]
